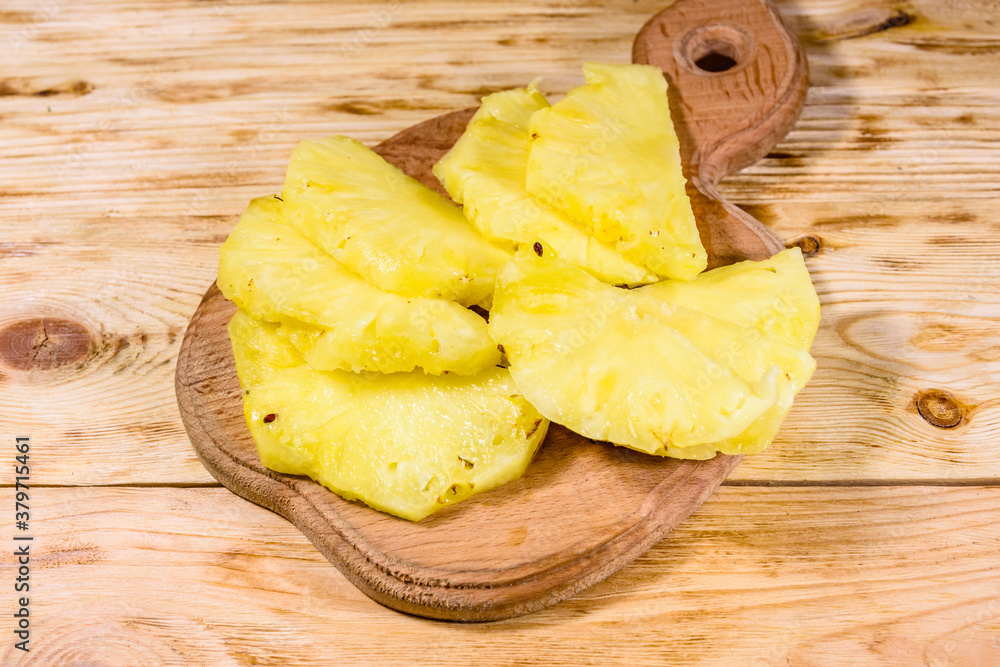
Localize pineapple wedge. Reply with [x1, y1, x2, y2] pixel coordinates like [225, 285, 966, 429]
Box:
[643, 247, 821, 350]
[229, 309, 548, 521]
[643, 247, 821, 457]
[281, 136, 510, 307]
[526, 63, 707, 281]
[489, 252, 817, 459]
[218, 195, 500, 375]
[434, 86, 656, 286]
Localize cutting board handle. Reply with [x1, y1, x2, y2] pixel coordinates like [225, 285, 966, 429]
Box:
[633, 0, 809, 264]
[634, 0, 808, 184]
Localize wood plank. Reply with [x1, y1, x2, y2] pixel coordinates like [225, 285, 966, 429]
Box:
[2, 486, 998, 664]
[0, 240, 218, 485]
[1, 0, 999, 485]
[732, 0, 1000, 201]
[732, 200, 1000, 482]
[4, 199, 997, 485]
[0, 0, 998, 213]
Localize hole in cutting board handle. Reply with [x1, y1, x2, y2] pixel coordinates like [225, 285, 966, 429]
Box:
[695, 51, 737, 72]
[680, 24, 753, 75]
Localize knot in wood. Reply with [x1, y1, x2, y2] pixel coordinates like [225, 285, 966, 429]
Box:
[0, 317, 93, 371]
[915, 389, 964, 429]
[791, 235, 821, 257]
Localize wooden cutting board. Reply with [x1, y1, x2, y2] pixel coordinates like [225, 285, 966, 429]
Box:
[175, 0, 808, 622]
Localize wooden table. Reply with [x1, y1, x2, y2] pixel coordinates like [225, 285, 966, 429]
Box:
[2, 0, 998, 664]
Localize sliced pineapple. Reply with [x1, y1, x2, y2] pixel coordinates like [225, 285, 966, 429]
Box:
[707, 384, 799, 458]
[642, 247, 820, 456]
[229, 309, 548, 521]
[218, 195, 500, 375]
[643, 247, 821, 350]
[488, 252, 817, 458]
[434, 86, 656, 286]
[526, 62, 706, 281]
[281, 136, 510, 307]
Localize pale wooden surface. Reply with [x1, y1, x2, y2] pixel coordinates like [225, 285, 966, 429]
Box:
[5, 487, 1000, 665]
[1, 0, 999, 662]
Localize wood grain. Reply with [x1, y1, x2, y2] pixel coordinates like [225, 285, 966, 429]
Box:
[1, 0, 999, 486]
[1, 0, 999, 656]
[177, 0, 810, 619]
[2, 486, 998, 665]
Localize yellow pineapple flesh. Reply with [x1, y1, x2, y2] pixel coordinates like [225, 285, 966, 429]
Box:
[525, 63, 707, 281]
[229, 309, 548, 521]
[217, 195, 499, 375]
[281, 136, 510, 307]
[434, 86, 656, 286]
[643, 247, 821, 456]
[488, 251, 817, 458]
[643, 248, 821, 350]
[218, 56, 821, 525]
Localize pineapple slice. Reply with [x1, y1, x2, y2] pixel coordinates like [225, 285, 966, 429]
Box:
[643, 247, 821, 350]
[229, 309, 548, 521]
[488, 252, 816, 458]
[707, 382, 801, 458]
[526, 62, 707, 281]
[218, 195, 500, 375]
[643, 247, 821, 456]
[281, 136, 510, 307]
[434, 86, 656, 286]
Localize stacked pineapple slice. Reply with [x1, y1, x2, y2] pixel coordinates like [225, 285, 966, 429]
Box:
[281, 136, 510, 307]
[218, 140, 547, 521]
[525, 63, 706, 281]
[218, 61, 820, 520]
[218, 196, 500, 375]
[488, 249, 818, 460]
[229, 310, 544, 521]
[433, 84, 656, 286]
[442, 62, 819, 460]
